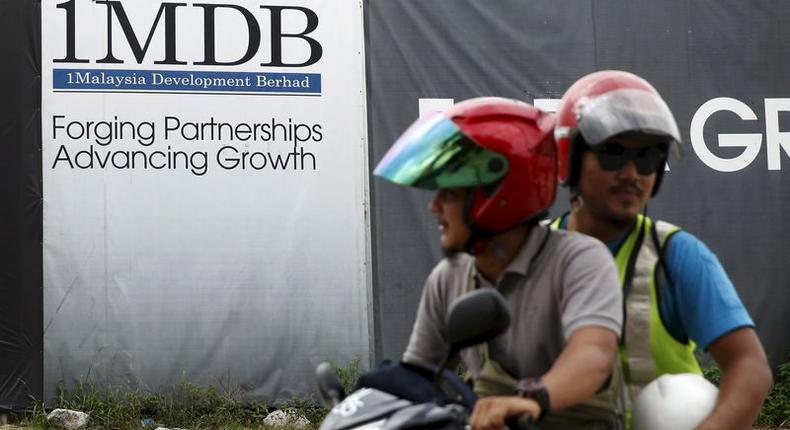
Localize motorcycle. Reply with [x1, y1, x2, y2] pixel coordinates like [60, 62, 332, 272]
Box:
[314, 288, 537, 430]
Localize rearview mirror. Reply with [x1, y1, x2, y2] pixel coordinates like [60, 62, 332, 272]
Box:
[445, 288, 510, 351]
[316, 362, 346, 407]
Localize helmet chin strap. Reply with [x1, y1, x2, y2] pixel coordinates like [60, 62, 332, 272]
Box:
[486, 237, 510, 260]
[460, 189, 507, 258]
[459, 187, 541, 259]
[462, 227, 516, 261]
[462, 189, 487, 255]
[463, 227, 491, 255]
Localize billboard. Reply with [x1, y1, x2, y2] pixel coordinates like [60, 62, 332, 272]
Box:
[40, 0, 370, 401]
[366, 0, 790, 369]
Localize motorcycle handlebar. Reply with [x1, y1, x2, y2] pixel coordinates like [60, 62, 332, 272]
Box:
[505, 414, 540, 430]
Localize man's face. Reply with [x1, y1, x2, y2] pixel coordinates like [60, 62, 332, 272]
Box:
[577, 136, 663, 223]
[429, 187, 472, 255]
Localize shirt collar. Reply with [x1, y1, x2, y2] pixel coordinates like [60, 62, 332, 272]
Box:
[473, 225, 550, 286]
[504, 224, 549, 278]
[560, 212, 636, 256]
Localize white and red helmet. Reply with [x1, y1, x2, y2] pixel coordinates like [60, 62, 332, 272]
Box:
[632, 373, 719, 430]
[555, 70, 680, 196]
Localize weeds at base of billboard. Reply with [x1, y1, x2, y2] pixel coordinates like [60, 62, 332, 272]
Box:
[13, 356, 787, 429]
[11, 358, 361, 430]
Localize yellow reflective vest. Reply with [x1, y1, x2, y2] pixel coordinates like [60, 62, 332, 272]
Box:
[550, 214, 702, 401]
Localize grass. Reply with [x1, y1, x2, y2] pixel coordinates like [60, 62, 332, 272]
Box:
[14, 382, 271, 430]
[704, 356, 790, 428]
[330, 357, 362, 397]
[6, 356, 788, 429]
[7, 358, 362, 430]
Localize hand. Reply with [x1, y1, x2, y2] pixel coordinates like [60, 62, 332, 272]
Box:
[469, 396, 540, 430]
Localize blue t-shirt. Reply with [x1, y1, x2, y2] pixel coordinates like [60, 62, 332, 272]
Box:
[558, 216, 754, 350]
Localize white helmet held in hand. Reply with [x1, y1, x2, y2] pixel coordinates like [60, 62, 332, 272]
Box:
[632, 373, 719, 430]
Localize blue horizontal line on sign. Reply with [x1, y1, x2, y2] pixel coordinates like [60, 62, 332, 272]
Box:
[53, 90, 322, 97]
[52, 69, 322, 94]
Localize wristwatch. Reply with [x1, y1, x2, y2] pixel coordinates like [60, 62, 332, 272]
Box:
[516, 377, 550, 422]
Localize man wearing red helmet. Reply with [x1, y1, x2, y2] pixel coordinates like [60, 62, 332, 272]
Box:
[375, 97, 624, 429]
[551, 70, 772, 429]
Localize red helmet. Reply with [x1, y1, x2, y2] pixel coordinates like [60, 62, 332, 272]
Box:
[555, 70, 680, 196]
[375, 97, 556, 235]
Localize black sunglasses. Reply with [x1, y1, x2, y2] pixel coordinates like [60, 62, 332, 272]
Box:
[592, 142, 667, 175]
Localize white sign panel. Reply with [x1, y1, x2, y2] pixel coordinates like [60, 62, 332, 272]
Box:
[42, 0, 370, 400]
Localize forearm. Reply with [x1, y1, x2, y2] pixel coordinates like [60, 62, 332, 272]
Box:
[541, 326, 618, 412]
[697, 356, 772, 429]
[698, 328, 773, 430]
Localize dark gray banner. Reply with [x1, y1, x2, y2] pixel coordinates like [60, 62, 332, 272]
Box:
[0, 0, 42, 409]
[367, 0, 789, 368]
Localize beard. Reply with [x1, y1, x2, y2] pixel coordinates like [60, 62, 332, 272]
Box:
[441, 233, 475, 258]
[440, 236, 469, 259]
[442, 247, 464, 259]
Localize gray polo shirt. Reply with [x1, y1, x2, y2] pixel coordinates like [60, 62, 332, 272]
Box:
[403, 225, 622, 380]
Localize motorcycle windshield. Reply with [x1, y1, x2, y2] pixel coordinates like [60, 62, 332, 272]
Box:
[576, 88, 681, 146]
[373, 112, 507, 190]
[319, 388, 411, 430]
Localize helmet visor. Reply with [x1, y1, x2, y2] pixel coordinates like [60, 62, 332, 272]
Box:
[576, 88, 681, 147]
[373, 112, 508, 190]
